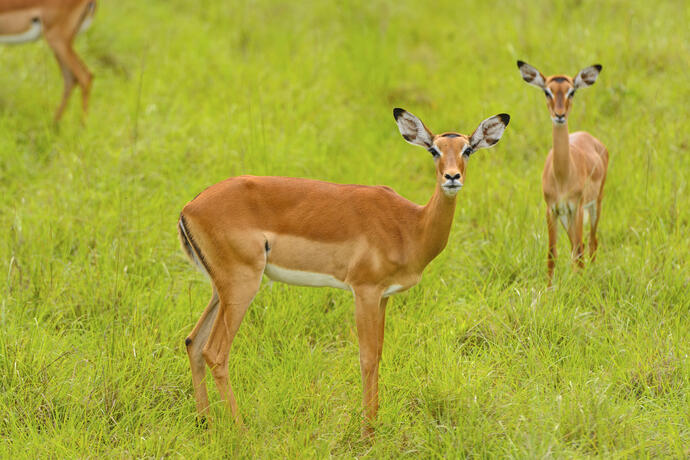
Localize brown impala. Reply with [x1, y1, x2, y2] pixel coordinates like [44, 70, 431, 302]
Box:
[517, 60, 609, 285]
[0, 0, 96, 121]
[177, 108, 510, 435]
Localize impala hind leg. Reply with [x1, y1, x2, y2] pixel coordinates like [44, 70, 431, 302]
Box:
[567, 206, 585, 270]
[185, 289, 220, 421]
[546, 208, 558, 286]
[202, 266, 263, 426]
[353, 287, 386, 437]
[587, 201, 601, 261]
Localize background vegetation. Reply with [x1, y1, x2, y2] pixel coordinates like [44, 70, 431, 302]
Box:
[1, 0, 688, 456]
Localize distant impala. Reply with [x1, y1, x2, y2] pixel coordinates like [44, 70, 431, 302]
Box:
[178, 109, 510, 435]
[0, 0, 96, 121]
[517, 60, 609, 284]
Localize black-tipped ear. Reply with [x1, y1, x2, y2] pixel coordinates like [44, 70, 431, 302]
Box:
[393, 108, 434, 149]
[573, 64, 602, 89]
[468, 113, 510, 151]
[517, 60, 546, 89]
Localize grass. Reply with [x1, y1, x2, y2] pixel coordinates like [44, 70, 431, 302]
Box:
[1, 0, 689, 457]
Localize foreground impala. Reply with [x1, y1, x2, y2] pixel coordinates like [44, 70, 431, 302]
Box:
[178, 108, 509, 434]
[0, 0, 96, 121]
[517, 60, 609, 285]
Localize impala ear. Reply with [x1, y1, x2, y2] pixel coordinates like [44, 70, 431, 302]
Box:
[573, 64, 602, 89]
[517, 60, 546, 89]
[393, 108, 434, 149]
[468, 114, 510, 152]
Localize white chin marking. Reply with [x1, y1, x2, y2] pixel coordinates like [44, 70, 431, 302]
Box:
[264, 264, 350, 290]
[442, 186, 461, 197]
[0, 20, 42, 44]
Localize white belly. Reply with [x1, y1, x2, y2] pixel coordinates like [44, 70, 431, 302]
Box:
[383, 284, 404, 297]
[0, 20, 42, 44]
[264, 264, 350, 290]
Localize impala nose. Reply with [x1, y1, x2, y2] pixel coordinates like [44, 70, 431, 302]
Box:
[444, 173, 461, 181]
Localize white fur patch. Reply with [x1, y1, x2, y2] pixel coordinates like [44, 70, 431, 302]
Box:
[0, 20, 42, 44]
[79, 15, 93, 33]
[383, 284, 404, 297]
[553, 202, 576, 231]
[78, 2, 96, 33]
[583, 200, 597, 226]
[469, 114, 509, 150]
[264, 264, 350, 290]
[518, 61, 546, 89]
[395, 109, 433, 148]
[179, 218, 210, 278]
[574, 65, 601, 89]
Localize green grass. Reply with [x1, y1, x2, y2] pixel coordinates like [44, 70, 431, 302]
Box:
[1, 0, 689, 457]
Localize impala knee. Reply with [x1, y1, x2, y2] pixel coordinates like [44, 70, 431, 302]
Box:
[359, 355, 379, 375]
[78, 72, 93, 92]
[209, 363, 229, 380]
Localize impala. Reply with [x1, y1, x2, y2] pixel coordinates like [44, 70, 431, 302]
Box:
[0, 0, 96, 121]
[517, 60, 609, 285]
[177, 108, 510, 434]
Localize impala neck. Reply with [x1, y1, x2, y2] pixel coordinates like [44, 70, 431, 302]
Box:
[418, 183, 457, 268]
[552, 122, 571, 182]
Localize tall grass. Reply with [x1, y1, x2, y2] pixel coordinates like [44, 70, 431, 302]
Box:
[1, 0, 688, 456]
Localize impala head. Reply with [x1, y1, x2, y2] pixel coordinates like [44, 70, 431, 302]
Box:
[517, 61, 602, 125]
[394, 108, 510, 197]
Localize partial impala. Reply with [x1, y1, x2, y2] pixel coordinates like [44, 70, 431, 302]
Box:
[517, 60, 609, 284]
[0, 0, 96, 121]
[177, 108, 510, 434]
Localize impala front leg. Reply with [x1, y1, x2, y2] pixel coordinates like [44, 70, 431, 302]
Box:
[353, 286, 386, 437]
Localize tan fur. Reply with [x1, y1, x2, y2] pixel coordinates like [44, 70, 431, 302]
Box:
[0, 0, 96, 121]
[178, 110, 509, 435]
[518, 62, 609, 285]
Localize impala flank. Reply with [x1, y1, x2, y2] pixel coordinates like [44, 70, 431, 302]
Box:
[177, 108, 510, 435]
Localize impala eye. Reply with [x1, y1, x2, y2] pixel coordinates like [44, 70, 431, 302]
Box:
[428, 146, 441, 158]
[543, 90, 552, 98]
[567, 89, 576, 98]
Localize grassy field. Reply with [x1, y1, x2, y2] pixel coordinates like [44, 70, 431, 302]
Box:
[1, 0, 689, 457]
